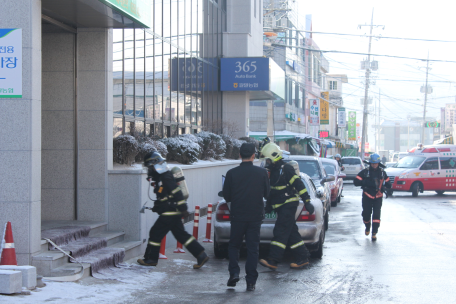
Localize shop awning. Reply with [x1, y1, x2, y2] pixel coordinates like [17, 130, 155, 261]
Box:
[434, 137, 453, 145]
[249, 131, 311, 141]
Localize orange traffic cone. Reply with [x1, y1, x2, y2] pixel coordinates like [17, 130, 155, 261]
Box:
[0, 222, 17, 265]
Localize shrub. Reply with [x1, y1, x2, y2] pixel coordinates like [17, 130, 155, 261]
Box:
[221, 135, 245, 159]
[239, 137, 260, 151]
[195, 131, 227, 160]
[160, 135, 202, 164]
[135, 138, 169, 163]
[113, 135, 140, 165]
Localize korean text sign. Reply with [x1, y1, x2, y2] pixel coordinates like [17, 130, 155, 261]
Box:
[309, 99, 320, 126]
[220, 58, 269, 91]
[338, 107, 346, 127]
[348, 111, 356, 140]
[0, 29, 21, 98]
[320, 98, 329, 124]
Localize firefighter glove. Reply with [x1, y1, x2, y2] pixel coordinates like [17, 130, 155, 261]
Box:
[304, 201, 314, 215]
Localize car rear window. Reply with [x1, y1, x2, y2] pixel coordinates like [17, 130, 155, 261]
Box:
[294, 160, 322, 179]
[341, 158, 361, 165]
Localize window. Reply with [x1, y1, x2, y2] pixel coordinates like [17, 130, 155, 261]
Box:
[295, 160, 322, 179]
[420, 157, 439, 170]
[329, 80, 337, 90]
[341, 158, 362, 165]
[440, 157, 456, 169]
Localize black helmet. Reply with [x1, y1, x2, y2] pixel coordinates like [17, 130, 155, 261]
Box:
[144, 151, 165, 168]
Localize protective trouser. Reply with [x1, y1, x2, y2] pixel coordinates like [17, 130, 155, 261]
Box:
[228, 220, 262, 285]
[268, 204, 309, 262]
[362, 196, 383, 234]
[144, 215, 204, 261]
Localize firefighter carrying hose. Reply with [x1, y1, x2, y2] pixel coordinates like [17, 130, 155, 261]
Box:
[258, 141, 315, 270]
[137, 151, 209, 269]
[353, 153, 391, 241]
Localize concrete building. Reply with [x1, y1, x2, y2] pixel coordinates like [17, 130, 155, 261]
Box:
[378, 118, 434, 152]
[0, 0, 274, 268]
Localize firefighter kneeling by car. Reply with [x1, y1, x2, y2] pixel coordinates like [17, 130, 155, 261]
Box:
[137, 151, 209, 269]
[258, 141, 314, 270]
[353, 153, 391, 241]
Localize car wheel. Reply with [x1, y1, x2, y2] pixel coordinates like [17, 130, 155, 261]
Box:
[310, 227, 325, 259]
[324, 211, 329, 231]
[436, 190, 445, 195]
[331, 198, 338, 207]
[213, 236, 228, 259]
[411, 182, 420, 197]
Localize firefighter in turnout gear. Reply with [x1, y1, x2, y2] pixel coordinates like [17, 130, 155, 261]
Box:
[353, 153, 391, 241]
[137, 152, 209, 268]
[258, 142, 314, 270]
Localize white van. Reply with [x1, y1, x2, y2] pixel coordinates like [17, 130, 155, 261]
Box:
[385, 145, 456, 197]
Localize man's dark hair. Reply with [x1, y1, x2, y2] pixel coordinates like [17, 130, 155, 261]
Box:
[240, 143, 255, 160]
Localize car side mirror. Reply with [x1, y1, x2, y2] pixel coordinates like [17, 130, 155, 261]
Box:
[326, 175, 335, 182]
[316, 190, 323, 198]
[218, 191, 224, 197]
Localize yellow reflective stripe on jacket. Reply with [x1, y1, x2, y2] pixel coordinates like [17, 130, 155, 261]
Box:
[271, 241, 286, 249]
[272, 196, 300, 209]
[171, 187, 180, 194]
[148, 241, 161, 246]
[161, 211, 181, 216]
[298, 188, 307, 196]
[184, 236, 195, 246]
[159, 197, 168, 202]
[289, 175, 299, 185]
[271, 185, 287, 190]
[177, 200, 186, 206]
[290, 240, 305, 249]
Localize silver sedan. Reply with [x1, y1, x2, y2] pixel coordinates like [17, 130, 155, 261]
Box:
[213, 173, 325, 259]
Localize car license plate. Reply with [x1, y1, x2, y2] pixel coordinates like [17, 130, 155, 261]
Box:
[265, 211, 277, 219]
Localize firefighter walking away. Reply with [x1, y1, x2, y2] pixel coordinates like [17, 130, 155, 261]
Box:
[137, 152, 209, 269]
[258, 141, 315, 270]
[353, 153, 391, 241]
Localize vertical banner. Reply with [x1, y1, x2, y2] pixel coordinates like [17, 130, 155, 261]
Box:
[356, 123, 361, 141]
[0, 28, 22, 98]
[338, 107, 346, 127]
[320, 91, 329, 125]
[348, 111, 356, 140]
[309, 99, 320, 126]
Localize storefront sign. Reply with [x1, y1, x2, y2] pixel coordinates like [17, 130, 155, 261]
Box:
[348, 111, 356, 140]
[356, 123, 361, 140]
[338, 107, 346, 127]
[170, 58, 217, 92]
[318, 130, 329, 138]
[0, 28, 22, 98]
[98, 0, 152, 28]
[320, 98, 329, 124]
[309, 99, 320, 126]
[220, 58, 269, 91]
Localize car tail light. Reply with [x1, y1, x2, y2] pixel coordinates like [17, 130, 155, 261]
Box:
[216, 203, 230, 221]
[296, 205, 316, 221]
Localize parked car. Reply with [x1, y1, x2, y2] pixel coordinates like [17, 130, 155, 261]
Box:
[283, 155, 334, 229]
[398, 152, 408, 161]
[385, 162, 397, 168]
[341, 156, 364, 179]
[320, 158, 346, 207]
[214, 173, 326, 259]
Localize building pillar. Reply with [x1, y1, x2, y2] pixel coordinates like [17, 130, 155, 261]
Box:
[76, 28, 113, 221]
[222, 91, 250, 138]
[0, 0, 42, 265]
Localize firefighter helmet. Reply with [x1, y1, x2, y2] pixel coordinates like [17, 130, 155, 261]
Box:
[144, 151, 169, 173]
[369, 153, 381, 164]
[259, 143, 283, 163]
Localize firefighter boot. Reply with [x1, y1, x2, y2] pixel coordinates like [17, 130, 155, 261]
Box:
[137, 259, 158, 266]
[193, 251, 209, 269]
[259, 258, 278, 270]
[290, 259, 309, 269]
[372, 233, 377, 241]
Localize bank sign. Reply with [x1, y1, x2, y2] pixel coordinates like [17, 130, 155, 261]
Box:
[220, 58, 269, 91]
[0, 29, 22, 98]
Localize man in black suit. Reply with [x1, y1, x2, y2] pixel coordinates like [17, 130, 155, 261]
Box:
[223, 143, 270, 291]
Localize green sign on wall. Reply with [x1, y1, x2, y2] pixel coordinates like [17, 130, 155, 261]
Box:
[348, 111, 356, 141]
[98, 0, 152, 28]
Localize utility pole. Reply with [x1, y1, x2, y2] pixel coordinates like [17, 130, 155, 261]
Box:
[421, 52, 430, 144]
[376, 88, 380, 153]
[359, 10, 383, 160]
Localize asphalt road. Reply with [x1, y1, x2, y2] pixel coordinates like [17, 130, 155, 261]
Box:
[125, 182, 456, 304]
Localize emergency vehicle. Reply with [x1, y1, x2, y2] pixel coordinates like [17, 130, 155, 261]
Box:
[385, 144, 456, 197]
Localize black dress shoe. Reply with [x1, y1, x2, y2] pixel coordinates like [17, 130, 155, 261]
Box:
[227, 274, 240, 287]
[246, 284, 255, 291]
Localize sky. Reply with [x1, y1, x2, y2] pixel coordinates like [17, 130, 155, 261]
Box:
[296, 0, 456, 142]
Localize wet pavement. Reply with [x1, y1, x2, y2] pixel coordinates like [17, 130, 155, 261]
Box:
[5, 182, 456, 303]
[126, 182, 456, 304]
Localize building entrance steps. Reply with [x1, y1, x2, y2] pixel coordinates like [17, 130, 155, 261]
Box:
[33, 221, 142, 280]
